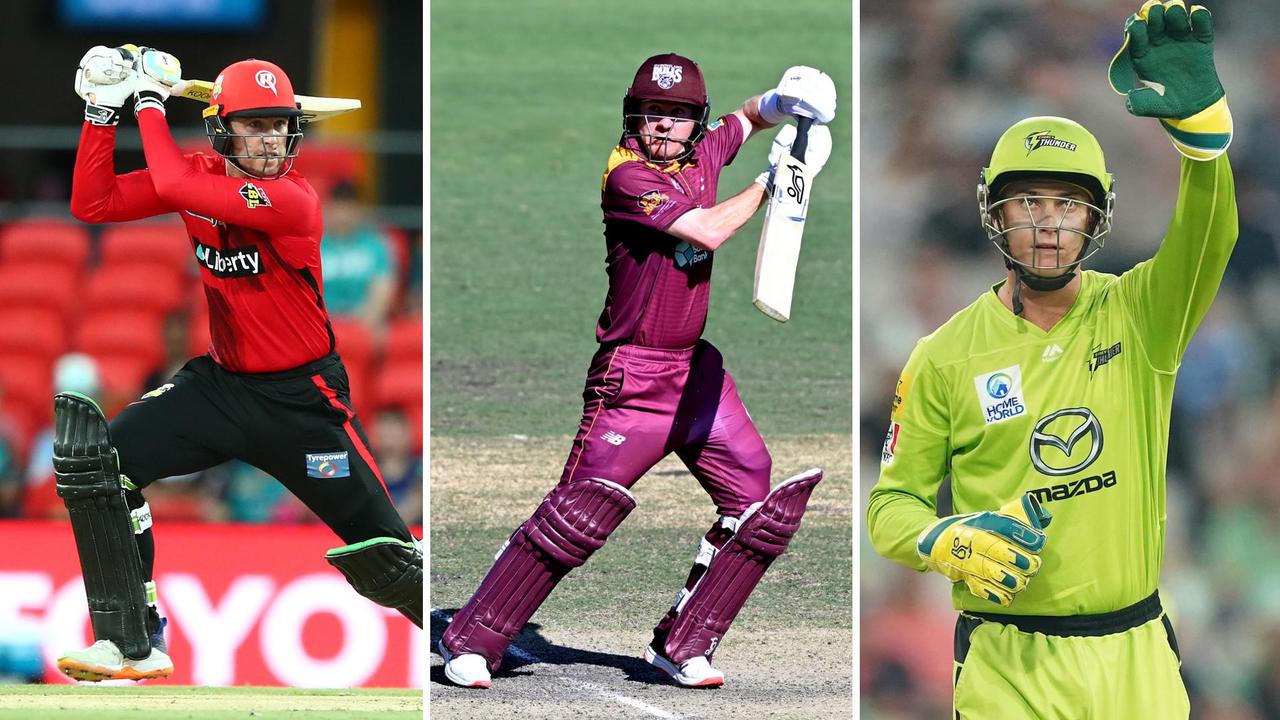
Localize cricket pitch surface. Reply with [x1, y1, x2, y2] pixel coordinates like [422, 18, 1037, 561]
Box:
[430, 434, 853, 719]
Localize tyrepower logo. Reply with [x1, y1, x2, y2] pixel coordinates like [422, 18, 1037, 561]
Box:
[0, 521, 420, 687]
[196, 242, 263, 278]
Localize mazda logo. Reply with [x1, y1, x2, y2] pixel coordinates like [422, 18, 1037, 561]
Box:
[1029, 408, 1103, 477]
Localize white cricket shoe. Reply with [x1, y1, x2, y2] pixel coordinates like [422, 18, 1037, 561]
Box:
[57, 639, 173, 682]
[644, 644, 725, 688]
[438, 640, 492, 688]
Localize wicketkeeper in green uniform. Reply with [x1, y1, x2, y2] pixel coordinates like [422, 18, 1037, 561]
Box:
[866, 2, 1237, 718]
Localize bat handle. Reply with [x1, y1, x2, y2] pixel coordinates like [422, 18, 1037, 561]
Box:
[791, 115, 813, 163]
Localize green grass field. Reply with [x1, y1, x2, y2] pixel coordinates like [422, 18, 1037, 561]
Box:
[430, 0, 852, 438]
[430, 3, 851, 715]
[0, 686, 420, 719]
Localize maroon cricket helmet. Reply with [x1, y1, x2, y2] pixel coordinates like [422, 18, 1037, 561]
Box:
[622, 53, 711, 162]
[625, 53, 708, 109]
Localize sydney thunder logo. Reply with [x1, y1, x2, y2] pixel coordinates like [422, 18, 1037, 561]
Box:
[1024, 131, 1078, 155]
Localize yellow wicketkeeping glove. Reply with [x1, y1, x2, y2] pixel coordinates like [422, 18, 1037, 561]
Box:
[1108, 0, 1231, 160]
[916, 493, 1052, 607]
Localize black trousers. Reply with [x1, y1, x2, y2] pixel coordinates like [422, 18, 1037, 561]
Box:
[111, 353, 412, 556]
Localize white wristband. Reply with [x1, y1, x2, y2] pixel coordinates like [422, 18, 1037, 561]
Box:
[758, 90, 787, 125]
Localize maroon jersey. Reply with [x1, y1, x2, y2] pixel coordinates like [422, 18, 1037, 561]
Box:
[598, 114, 745, 349]
[71, 110, 331, 373]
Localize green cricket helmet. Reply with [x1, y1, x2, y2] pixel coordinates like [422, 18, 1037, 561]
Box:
[977, 116, 1115, 297]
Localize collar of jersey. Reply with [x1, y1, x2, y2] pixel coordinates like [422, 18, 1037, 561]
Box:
[984, 272, 1095, 336]
[615, 143, 698, 173]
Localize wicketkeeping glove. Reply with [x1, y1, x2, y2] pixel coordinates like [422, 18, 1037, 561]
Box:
[759, 65, 837, 125]
[75, 45, 138, 126]
[1108, 0, 1231, 160]
[916, 492, 1052, 608]
[755, 122, 833, 190]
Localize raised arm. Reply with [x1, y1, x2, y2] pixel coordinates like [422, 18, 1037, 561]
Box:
[1109, 2, 1238, 369]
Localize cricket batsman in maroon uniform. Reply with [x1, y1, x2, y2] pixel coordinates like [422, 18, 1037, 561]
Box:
[54, 45, 422, 682]
[438, 54, 836, 689]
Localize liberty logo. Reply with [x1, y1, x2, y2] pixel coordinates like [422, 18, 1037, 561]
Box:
[195, 242, 262, 278]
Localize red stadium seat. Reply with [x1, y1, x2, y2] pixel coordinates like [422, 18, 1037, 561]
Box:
[84, 264, 186, 316]
[0, 354, 53, 429]
[0, 263, 80, 318]
[0, 307, 67, 362]
[99, 223, 192, 275]
[0, 219, 90, 268]
[90, 354, 155, 399]
[75, 310, 165, 370]
[385, 316, 422, 362]
[373, 358, 422, 410]
[295, 144, 365, 200]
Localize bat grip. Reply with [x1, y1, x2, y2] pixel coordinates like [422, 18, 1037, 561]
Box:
[791, 115, 813, 163]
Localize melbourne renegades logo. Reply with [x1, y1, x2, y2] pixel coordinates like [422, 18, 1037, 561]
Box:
[255, 70, 278, 95]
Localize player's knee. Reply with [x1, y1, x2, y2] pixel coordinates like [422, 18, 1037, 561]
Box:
[521, 477, 637, 568]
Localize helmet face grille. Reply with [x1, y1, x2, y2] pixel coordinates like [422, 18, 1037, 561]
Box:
[979, 186, 1114, 276]
[203, 113, 303, 180]
[621, 106, 708, 163]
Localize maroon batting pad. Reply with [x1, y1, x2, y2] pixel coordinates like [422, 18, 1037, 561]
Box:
[441, 477, 636, 671]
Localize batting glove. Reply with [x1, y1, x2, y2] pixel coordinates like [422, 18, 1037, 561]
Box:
[132, 47, 182, 117]
[759, 66, 837, 125]
[755, 122, 833, 191]
[1108, 0, 1230, 160]
[916, 493, 1052, 608]
[75, 45, 138, 126]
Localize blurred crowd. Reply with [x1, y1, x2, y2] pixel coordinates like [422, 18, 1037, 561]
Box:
[862, 2, 1280, 717]
[0, 169, 422, 530]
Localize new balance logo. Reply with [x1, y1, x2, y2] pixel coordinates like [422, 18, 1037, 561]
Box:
[1042, 344, 1064, 362]
[601, 431, 627, 446]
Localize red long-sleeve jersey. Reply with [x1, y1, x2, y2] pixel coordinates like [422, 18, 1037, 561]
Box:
[71, 108, 333, 373]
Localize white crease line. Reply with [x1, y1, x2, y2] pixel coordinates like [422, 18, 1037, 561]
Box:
[432, 608, 683, 719]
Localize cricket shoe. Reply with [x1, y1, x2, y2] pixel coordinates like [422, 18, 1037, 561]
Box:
[438, 640, 491, 688]
[57, 639, 173, 682]
[644, 644, 725, 688]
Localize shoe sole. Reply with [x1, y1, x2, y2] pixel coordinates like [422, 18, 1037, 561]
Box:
[438, 640, 491, 689]
[643, 646, 724, 688]
[57, 659, 173, 683]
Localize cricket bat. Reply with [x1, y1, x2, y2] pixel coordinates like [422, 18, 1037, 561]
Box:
[174, 80, 361, 122]
[752, 115, 814, 322]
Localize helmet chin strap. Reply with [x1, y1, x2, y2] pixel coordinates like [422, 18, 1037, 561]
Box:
[1010, 265, 1076, 317]
[1002, 241, 1088, 317]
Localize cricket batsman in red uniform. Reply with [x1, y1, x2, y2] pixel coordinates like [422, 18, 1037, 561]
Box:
[438, 54, 836, 688]
[54, 45, 422, 682]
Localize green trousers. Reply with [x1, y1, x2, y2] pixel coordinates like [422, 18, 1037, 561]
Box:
[952, 595, 1188, 719]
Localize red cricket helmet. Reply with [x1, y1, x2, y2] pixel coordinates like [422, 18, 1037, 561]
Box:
[622, 53, 711, 162]
[202, 59, 305, 179]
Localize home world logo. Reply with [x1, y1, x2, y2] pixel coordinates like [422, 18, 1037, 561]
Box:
[974, 365, 1026, 425]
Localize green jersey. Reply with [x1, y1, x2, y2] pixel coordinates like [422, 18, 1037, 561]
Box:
[867, 155, 1237, 616]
